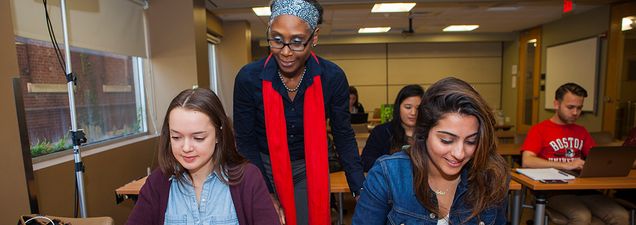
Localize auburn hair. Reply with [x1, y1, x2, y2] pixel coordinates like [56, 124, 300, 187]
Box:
[157, 88, 247, 185]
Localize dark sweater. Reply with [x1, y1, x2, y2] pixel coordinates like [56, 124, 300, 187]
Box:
[233, 56, 365, 194]
[125, 163, 280, 225]
[360, 122, 394, 172]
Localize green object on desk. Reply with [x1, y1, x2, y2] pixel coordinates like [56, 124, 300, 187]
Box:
[380, 104, 393, 123]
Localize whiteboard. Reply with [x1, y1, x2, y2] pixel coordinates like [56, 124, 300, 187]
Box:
[545, 37, 599, 111]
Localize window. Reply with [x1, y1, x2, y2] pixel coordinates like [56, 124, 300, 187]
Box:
[15, 37, 147, 158]
[208, 42, 219, 93]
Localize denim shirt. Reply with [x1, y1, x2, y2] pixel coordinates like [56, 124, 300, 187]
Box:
[352, 152, 508, 225]
[233, 55, 365, 194]
[164, 173, 238, 225]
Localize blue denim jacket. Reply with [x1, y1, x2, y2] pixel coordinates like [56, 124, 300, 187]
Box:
[352, 152, 508, 225]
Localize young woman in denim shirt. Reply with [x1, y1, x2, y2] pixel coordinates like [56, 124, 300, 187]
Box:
[126, 88, 279, 225]
[353, 77, 510, 225]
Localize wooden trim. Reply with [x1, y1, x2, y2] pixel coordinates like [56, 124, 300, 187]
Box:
[102, 84, 132, 93]
[604, 2, 636, 135]
[516, 27, 542, 133]
[26, 83, 67, 93]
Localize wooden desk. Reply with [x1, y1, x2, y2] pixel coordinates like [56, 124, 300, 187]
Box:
[116, 173, 354, 196]
[368, 118, 381, 125]
[330, 171, 350, 225]
[115, 176, 146, 203]
[355, 132, 370, 149]
[115, 172, 354, 225]
[497, 143, 521, 167]
[511, 170, 636, 225]
[328, 172, 524, 225]
[355, 132, 370, 140]
[509, 180, 522, 225]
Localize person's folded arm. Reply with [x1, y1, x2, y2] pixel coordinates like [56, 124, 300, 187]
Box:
[328, 67, 365, 194]
[234, 71, 274, 192]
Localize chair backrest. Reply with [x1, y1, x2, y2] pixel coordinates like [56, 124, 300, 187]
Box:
[351, 123, 369, 133]
[372, 108, 381, 119]
[590, 131, 614, 145]
[514, 133, 527, 145]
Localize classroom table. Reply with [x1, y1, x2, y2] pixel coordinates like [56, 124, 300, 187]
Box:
[115, 176, 146, 203]
[115, 172, 355, 225]
[116, 172, 524, 225]
[355, 132, 370, 150]
[330, 171, 350, 225]
[329, 172, 524, 225]
[509, 180, 522, 225]
[511, 169, 636, 225]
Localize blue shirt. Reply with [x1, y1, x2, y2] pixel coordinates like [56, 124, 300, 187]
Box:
[164, 173, 238, 225]
[233, 55, 365, 194]
[353, 151, 508, 225]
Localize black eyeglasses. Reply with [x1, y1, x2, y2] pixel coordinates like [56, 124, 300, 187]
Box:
[267, 29, 316, 52]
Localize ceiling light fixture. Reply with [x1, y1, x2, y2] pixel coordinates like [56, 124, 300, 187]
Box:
[358, 27, 391, 33]
[443, 25, 479, 32]
[371, 3, 416, 13]
[252, 7, 271, 16]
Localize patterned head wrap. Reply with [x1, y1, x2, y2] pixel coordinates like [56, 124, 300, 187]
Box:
[269, 0, 319, 30]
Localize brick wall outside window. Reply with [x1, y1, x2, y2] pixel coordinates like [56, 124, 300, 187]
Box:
[15, 37, 144, 157]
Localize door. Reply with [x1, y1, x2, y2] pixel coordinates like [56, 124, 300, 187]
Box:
[517, 27, 542, 133]
[606, 2, 636, 138]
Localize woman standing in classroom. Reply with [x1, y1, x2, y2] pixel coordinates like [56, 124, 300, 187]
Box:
[232, 0, 365, 224]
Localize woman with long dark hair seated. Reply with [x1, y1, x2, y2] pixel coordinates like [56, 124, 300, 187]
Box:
[360, 84, 424, 172]
[353, 77, 509, 224]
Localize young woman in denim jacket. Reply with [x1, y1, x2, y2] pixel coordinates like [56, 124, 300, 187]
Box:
[353, 77, 510, 225]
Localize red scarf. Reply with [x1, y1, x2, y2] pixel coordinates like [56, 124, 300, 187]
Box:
[262, 52, 330, 225]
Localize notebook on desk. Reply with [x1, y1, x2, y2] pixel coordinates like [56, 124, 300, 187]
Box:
[560, 146, 636, 178]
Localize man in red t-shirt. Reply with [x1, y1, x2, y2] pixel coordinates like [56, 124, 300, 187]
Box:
[521, 83, 628, 225]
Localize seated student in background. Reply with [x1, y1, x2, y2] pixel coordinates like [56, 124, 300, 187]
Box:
[360, 84, 424, 172]
[624, 126, 636, 147]
[349, 86, 365, 114]
[521, 83, 628, 225]
[126, 88, 279, 225]
[353, 77, 509, 225]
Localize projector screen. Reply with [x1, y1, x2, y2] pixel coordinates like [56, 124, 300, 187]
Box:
[545, 37, 599, 111]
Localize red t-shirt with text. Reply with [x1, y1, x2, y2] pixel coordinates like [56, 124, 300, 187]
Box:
[521, 119, 596, 162]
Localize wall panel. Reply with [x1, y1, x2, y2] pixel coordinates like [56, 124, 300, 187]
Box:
[330, 59, 386, 85]
[356, 86, 388, 114]
[387, 58, 501, 84]
[318, 42, 503, 112]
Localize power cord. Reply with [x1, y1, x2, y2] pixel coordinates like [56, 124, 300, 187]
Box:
[23, 216, 54, 225]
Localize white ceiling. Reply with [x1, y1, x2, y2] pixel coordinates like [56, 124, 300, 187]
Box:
[207, 0, 618, 40]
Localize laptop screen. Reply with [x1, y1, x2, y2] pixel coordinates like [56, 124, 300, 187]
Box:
[351, 113, 368, 124]
[564, 146, 636, 178]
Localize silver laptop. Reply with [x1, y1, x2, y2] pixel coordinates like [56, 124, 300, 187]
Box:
[560, 146, 636, 178]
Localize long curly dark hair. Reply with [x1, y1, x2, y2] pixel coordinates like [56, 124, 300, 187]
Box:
[407, 77, 509, 223]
